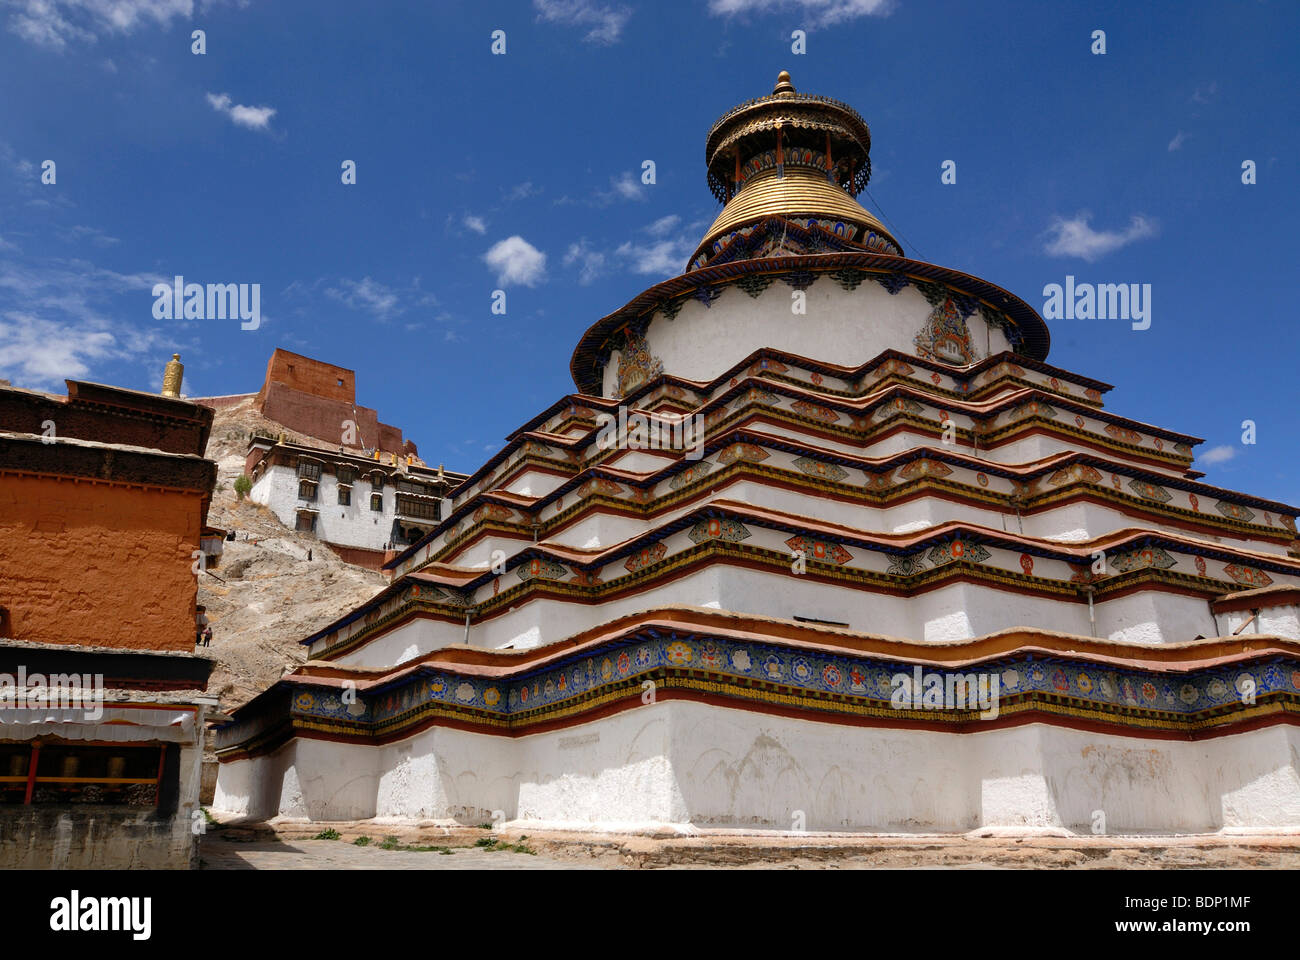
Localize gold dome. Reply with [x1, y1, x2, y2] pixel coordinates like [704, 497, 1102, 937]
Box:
[690, 166, 900, 267]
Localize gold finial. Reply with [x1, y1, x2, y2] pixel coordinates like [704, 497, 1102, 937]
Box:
[161, 353, 183, 397]
[773, 70, 795, 95]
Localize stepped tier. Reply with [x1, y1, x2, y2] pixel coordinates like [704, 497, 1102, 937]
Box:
[215, 607, 1300, 829]
[214, 72, 1300, 834]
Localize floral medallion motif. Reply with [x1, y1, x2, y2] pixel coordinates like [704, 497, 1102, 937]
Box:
[1104, 423, 1142, 444]
[517, 557, 567, 581]
[786, 535, 852, 565]
[886, 554, 927, 576]
[899, 458, 953, 481]
[792, 456, 849, 482]
[717, 442, 768, 466]
[688, 517, 752, 544]
[1110, 546, 1176, 573]
[928, 539, 992, 565]
[1048, 463, 1102, 486]
[1223, 564, 1273, 588]
[624, 541, 667, 573]
[1128, 478, 1172, 503]
[791, 399, 841, 423]
[1215, 501, 1256, 523]
[668, 461, 714, 491]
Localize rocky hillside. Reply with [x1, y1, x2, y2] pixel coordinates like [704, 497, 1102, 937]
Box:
[198, 398, 386, 708]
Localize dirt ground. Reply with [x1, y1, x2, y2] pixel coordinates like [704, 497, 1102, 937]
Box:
[198, 398, 387, 709]
[201, 818, 1300, 869]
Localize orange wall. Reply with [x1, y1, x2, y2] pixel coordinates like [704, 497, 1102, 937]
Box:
[0, 474, 202, 651]
[261, 349, 355, 404]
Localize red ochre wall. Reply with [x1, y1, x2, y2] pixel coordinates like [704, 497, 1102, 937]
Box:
[259, 381, 383, 451]
[257, 349, 355, 406]
[0, 474, 202, 651]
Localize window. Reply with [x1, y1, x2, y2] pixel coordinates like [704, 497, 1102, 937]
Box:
[370, 493, 383, 512]
[298, 479, 317, 501]
[337, 379, 344, 387]
[338, 487, 351, 506]
[0, 743, 168, 808]
[395, 494, 441, 521]
[337, 465, 357, 486]
[297, 460, 321, 480]
[295, 511, 317, 533]
[370, 472, 385, 490]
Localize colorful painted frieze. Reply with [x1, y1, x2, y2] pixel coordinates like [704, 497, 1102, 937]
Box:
[668, 460, 714, 490]
[1128, 478, 1172, 503]
[689, 517, 752, 544]
[792, 456, 849, 482]
[928, 539, 991, 565]
[1215, 501, 1256, 523]
[1223, 564, 1273, 588]
[1110, 546, 1176, 573]
[624, 541, 667, 573]
[1048, 463, 1102, 486]
[785, 535, 852, 564]
[717, 442, 769, 466]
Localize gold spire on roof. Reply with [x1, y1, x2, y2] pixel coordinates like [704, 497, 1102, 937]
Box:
[689, 71, 902, 270]
[161, 354, 183, 397]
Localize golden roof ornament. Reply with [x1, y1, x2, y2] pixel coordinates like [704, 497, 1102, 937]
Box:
[161, 354, 184, 397]
[689, 70, 902, 270]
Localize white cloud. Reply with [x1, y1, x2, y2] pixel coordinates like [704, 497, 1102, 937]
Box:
[5, 0, 204, 50]
[1042, 212, 1158, 262]
[1167, 130, 1187, 152]
[503, 181, 539, 203]
[708, 0, 893, 27]
[484, 236, 547, 287]
[0, 311, 120, 382]
[0, 256, 167, 388]
[1191, 82, 1218, 104]
[615, 238, 692, 276]
[206, 92, 276, 131]
[612, 216, 708, 277]
[1200, 445, 1237, 465]
[564, 238, 605, 285]
[645, 214, 680, 237]
[56, 224, 120, 247]
[597, 171, 646, 205]
[463, 214, 487, 235]
[533, 0, 631, 44]
[324, 277, 401, 318]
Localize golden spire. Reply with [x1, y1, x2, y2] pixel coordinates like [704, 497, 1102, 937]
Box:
[161, 353, 184, 397]
[690, 73, 902, 270]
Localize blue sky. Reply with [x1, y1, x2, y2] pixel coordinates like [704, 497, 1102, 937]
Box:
[0, 0, 1296, 504]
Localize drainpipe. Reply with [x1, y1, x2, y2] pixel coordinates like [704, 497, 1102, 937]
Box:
[463, 607, 474, 646]
[1084, 585, 1097, 638]
[1206, 598, 1221, 637]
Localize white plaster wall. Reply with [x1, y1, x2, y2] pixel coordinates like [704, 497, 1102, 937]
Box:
[249, 463, 432, 553]
[213, 702, 1300, 833]
[1217, 605, 1299, 640]
[605, 282, 1011, 399]
[503, 471, 564, 498]
[330, 560, 1229, 669]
